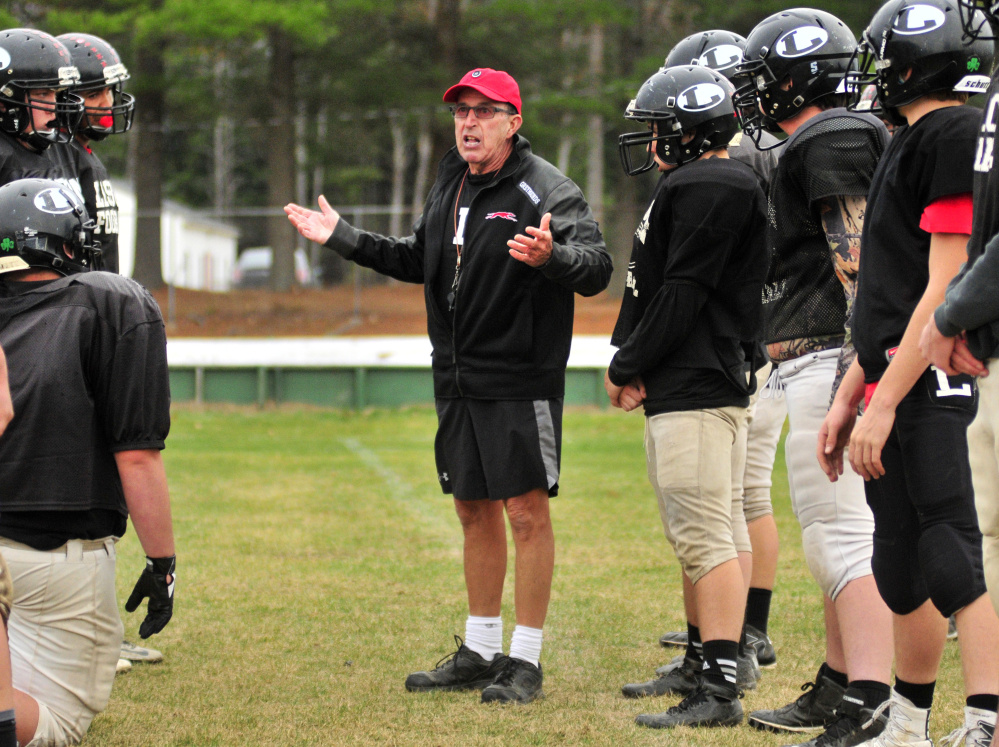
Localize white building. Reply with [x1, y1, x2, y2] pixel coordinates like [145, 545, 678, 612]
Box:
[114, 180, 239, 290]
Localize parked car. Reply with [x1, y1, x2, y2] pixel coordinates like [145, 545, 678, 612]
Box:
[232, 247, 318, 288]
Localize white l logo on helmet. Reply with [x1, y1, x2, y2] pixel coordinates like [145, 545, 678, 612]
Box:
[0, 48, 10, 72]
[776, 26, 829, 58]
[34, 188, 75, 214]
[892, 4, 947, 35]
[678, 83, 727, 112]
[699, 44, 744, 71]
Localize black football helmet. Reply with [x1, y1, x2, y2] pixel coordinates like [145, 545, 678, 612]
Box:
[0, 178, 97, 276]
[850, 0, 992, 125]
[57, 33, 134, 141]
[0, 29, 83, 150]
[619, 65, 738, 175]
[665, 30, 747, 80]
[732, 9, 858, 145]
[957, 0, 999, 39]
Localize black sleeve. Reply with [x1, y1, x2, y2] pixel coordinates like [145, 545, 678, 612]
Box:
[325, 215, 427, 284]
[797, 119, 885, 203]
[608, 178, 751, 385]
[538, 177, 613, 297]
[916, 111, 977, 208]
[96, 290, 171, 451]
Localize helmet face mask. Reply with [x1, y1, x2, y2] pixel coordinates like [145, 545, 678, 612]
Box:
[848, 0, 993, 124]
[57, 34, 134, 140]
[0, 29, 84, 150]
[732, 9, 858, 144]
[957, 0, 999, 40]
[0, 178, 98, 276]
[619, 66, 738, 175]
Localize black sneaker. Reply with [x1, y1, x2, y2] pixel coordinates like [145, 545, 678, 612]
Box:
[405, 636, 509, 692]
[623, 656, 700, 698]
[748, 670, 846, 733]
[654, 649, 759, 691]
[635, 679, 744, 729]
[746, 623, 777, 668]
[783, 692, 888, 747]
[480, 657, 544, 704]
[659, 630, 689, 648]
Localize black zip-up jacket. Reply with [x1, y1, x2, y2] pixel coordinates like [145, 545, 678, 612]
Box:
[325, 135, 612, 400]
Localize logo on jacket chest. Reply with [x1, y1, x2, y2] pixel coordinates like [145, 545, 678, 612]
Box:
[454, 209, 520, 247]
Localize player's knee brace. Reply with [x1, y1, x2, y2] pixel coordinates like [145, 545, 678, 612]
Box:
[871, 534, 925, 614]
[801, 521, 871, 599]
[918, 522, 987, 617]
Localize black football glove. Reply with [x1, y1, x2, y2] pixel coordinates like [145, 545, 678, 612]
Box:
[125, 555, 175, 639]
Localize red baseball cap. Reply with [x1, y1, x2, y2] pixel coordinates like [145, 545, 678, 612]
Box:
[443, 68, 522, 114]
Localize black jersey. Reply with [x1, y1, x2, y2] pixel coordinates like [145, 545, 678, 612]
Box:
[854, 106, 979, 383]
[0, 131, 79, 195]
[764, 109, 888, 345]
[0, 272, 170, 549]
[609, 157, 767, 415]
[936, 76, 999, 359]
[729, 129, 782, 196]
[49, 141, 120, 273]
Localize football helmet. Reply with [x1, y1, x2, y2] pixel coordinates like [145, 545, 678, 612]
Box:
[0, 29, 83, 150]
[618, 65, 738, 175]
[57, 33, 134, 140]
[732, 8, 857, 144]
[0, 178, 97, 276]
[665, 30, 747, 80]
[957, 0, 999, 40]
[850, 0, 992, 125]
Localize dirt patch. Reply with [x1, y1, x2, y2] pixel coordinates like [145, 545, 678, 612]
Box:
[151, 282, 621, 338]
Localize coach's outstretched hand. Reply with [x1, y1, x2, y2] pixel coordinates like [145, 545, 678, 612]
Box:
[126, 555, 176, 639]
[285, 196, 340, 246]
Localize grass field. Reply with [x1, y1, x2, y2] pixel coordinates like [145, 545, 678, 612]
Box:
[86, 406, 970, 746]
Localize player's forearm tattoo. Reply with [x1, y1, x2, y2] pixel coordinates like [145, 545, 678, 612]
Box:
[830, 343, 857, 406]
[819, 195, 865, 300]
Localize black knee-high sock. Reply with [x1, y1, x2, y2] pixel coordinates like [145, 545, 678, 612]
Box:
[746, 588, 773, 634]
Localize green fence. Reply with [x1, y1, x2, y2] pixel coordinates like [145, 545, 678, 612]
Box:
[168, 337, 612, 408]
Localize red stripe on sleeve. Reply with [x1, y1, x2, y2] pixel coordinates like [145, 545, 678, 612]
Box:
[919, 193, 973, 235]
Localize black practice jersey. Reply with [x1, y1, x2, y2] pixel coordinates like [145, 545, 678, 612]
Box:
[729, 129, 782, 196]
[0, 272, 170, 549]
[610, 157, 767, 415]
[0, 131, 79, 194]
[855, 106, 979, 383]
[764, 109, 889, 345]
[49, 141, 120, 273]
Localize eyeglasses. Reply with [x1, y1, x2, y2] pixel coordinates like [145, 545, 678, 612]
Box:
[449, 104, 517, 119]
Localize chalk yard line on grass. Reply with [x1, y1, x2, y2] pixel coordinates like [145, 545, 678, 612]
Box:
[339, 437, 454, 540]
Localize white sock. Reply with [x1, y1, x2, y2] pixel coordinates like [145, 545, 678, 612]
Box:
[464, 616, 503, 661]
[509, 625, 543, 667]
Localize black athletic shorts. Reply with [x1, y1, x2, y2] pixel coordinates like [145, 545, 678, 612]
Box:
[434, 397, 563, 500]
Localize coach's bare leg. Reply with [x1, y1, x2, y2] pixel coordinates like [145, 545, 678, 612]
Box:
[954, 594, 999, 696]
[748, 515, 779, 591]
[833, 575, 893, 682]
[694, 558, 746, 642]
[505, 488, 554, 629]
[894, 599, 947, 685]
[455, 498, 507, 617]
